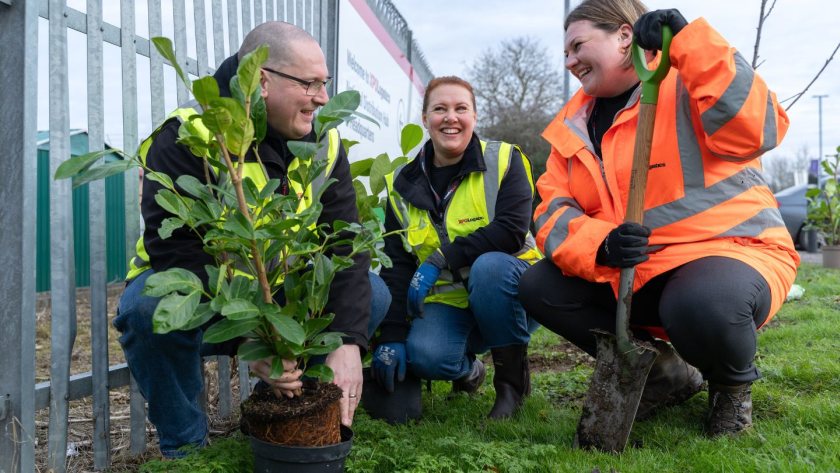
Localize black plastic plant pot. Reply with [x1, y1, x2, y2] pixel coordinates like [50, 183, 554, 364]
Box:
[361, 367, 422, 424]
[250, 424, 353, 473]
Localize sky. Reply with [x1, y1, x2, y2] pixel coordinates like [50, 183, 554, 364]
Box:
[390, 0, 840, 166]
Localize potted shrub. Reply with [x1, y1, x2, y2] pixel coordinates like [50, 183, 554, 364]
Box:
[806, 146, 840, 268]
[56, 38, 395, 471]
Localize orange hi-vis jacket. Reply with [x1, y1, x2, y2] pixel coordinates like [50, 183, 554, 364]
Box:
[535, 18, 799, 325]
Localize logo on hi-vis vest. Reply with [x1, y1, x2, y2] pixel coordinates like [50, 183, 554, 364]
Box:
[458, 216, 485, 224]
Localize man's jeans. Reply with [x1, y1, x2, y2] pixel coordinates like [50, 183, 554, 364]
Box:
[394, 252, 538, 381]
[114, 269, 391, 458]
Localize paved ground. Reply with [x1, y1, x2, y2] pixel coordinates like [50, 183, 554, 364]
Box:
[798, 250, 822, 265]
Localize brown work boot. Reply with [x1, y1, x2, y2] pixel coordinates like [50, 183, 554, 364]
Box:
[635, 341, 704, 421]
[706, 382, 753, 437]
[451, 358, 486, 395]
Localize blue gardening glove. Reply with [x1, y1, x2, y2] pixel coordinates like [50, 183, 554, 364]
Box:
[596, 222, 652, 268]
[371, 342, 407, 393]
[633, 9, 687, 50]
[406, 250, 446, 319]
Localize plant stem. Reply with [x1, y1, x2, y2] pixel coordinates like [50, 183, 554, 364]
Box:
[216, 135, 273, 304]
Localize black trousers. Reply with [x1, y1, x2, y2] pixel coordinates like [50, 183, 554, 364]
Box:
[519, 256, 771, 385]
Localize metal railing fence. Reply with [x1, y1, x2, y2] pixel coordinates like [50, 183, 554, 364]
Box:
[0, 0, 432, 471]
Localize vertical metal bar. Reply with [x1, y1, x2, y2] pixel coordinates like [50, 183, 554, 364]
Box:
[265, 0, 274, 21]
[254, 0, 263, 25]
[211, 0, 226, 67]
[48, 1, 77, 471]
[241, 0, 251, 36]
[148, 0, 165, 126]
[194, 0, 209, 76]
[311, 0, 319, 45]
[280, 0, 287, 21]
[86, 0, 111, 468]
[0, 1, 38, 471]
[239, 360, 251, 402]
[121, 0, 144, 455]
[294, 0, 302, 29]
[305, 0, 312, 34]
[321, 0, 338, 97]
[227, 0, 239, 58]
[128, 375, 146, 454]
[217, 356, 232, 417]
[173, 0, 189, 104]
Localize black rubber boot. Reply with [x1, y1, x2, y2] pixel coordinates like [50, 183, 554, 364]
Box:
[488, 344, 530, 419]
[451, 358, 486, 395]
[636, 340, 704, 421]
[706, 382, 753, 437]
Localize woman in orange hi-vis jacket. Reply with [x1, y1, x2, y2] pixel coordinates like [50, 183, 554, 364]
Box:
[518, 0, 799, 437]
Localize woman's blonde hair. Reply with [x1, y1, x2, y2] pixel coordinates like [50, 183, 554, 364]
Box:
[565, 0, 649, 67]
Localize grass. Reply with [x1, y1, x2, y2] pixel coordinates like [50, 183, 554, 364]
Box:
[135, 263, 840, 473]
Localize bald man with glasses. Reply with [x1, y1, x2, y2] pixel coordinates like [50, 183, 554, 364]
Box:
[113, 21, 390, 458]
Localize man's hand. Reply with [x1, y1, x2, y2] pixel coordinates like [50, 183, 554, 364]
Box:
[248, 358, 303, 398]
[633, 9, 687, 50]
[596, 222, 652, 268]
[406, 250, 446, 318]
[371, 342, 407, 393]
[325, 344, 363, 427]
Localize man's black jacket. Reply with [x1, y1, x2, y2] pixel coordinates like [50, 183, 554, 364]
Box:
[141, 54, 372, 348]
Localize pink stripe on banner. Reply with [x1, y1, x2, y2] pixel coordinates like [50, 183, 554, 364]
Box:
[348, 0, 426, 94]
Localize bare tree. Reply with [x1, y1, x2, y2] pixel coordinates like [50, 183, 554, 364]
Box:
[763, 145, 811, 191]
[466, 37, 563, 177]
[751, 0, 840, 110]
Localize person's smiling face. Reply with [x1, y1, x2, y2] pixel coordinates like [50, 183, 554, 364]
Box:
[260, 39, 329, 139]
[422, 83, 477, 166]
[565, 20, 636, 98]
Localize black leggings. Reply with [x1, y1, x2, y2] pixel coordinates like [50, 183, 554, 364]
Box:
[519, 257, 771, 385]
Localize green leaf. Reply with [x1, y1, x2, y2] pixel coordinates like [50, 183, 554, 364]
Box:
[349, 158, 374, 179]
[192, 76, 220, 108]
[152, 291, 202, 334]
[151, 37, 190, 90]
[313, 253, 334, 285]
[369, 153, 392, 195]
[251, 91, 267, 143]
[303, 363, 334, 383]
[144, 170, 174, 189]
[176, 175, 213, 200]
[201, 107, 233, 136]
[158, 217, 184, 240]
[287, 141, 318, 161]
[237, 44, 269, 99]
[71, 160, 135, 189]
[306, 332, 343, 355]
[223, 210, 254, 240]
[142, 268, 204, 297]
[318, 90, 361, 121]
[154, 189, 190, 219]
[221, 298, 260, 320]
[303, 316, 333, 337]
[181, 302, 217, 331]
[54, 149, 117, 180]
[342, 138, 360, 156]
[203, 317, 260, 344]
[237, 340, 274, 361]
[400, 123, 424, 156]
[264, 310, 306, 346]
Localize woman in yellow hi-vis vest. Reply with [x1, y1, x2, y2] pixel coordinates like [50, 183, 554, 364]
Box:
[371, 76, 541, 419]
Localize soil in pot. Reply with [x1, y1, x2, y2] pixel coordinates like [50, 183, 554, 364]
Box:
[241, 380, 343, 446]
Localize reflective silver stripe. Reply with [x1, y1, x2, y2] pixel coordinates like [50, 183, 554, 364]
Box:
[483, 141, 501, 221]
[717, 207, 785, 238]
[701, 52, 755, 137]
[535, 197, 584, 234]
[675, 77, 706, 189]
[544, 206, 585, 256]
[710, 91, 779, 162]
[513, 233, 539, 258]
[643, 167, 767, 229]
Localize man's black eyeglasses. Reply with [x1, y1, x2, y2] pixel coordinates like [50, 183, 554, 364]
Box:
[262, 67, 332, 96]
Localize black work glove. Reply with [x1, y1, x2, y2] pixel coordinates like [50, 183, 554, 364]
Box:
[633, 9, 688, 50]
[596, 222, 652, 268]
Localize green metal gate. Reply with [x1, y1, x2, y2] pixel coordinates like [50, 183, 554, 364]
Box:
[36, 130, 127, 292]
